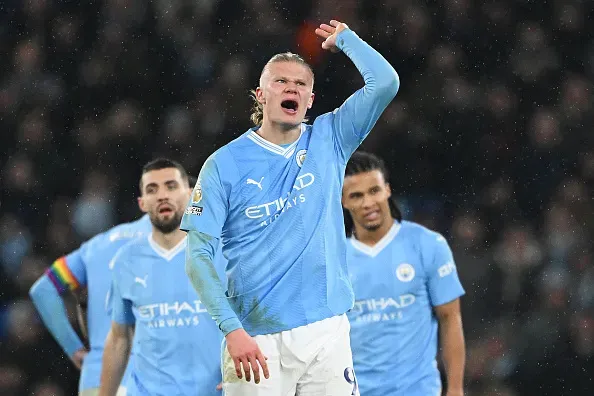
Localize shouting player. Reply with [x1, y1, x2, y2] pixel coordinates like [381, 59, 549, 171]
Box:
[182, 20, 399, 395]
[342, 151, 466, 396]
[99, 159, 224, 396]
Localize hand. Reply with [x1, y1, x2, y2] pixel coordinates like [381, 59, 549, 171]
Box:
[315, 20, 350, 53]
[216, 382, 222, 391]
[225, 329, 269, 384]
[70, 348, 88, 370]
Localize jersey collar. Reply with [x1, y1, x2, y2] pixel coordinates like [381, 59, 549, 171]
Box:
[350, 221, 401, 258]
[246, 124, 305, 158]
[148, 234, 187, 261]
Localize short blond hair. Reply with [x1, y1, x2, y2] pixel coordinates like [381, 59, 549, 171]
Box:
[250, 52, 314, 126]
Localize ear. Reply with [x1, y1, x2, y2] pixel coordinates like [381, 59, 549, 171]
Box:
[385, 182, 392, 199]
[256, 87, 266, 105]
[307, 92, 315, 109]
[137, 196, 148, 213]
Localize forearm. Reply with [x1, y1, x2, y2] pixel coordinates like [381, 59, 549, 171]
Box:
[99, 327, 131, 396]
[185, 231, 242, 335]
[29, 276, 84, 357]
[439, 315, 466, 393]
[337, 29, 400, 103]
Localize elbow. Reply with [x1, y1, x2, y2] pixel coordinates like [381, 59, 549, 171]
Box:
[379, 68, 400, 99]
[184, 252, 204, 289]
[29, 275, 48, 300]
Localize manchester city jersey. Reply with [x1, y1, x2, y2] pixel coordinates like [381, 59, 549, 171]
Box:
[110, 235, 225, 395]
[46, 215, 151, 391]
[347, 221, 465, 396]
[180, 29, 400, 336]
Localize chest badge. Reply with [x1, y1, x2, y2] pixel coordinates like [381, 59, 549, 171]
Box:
[396, 263, 415, 282]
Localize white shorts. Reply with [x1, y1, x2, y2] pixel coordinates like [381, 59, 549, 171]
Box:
[222, 314, 360, 396]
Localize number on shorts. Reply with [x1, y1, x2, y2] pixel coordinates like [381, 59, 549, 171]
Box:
[343, 367, 358, 395]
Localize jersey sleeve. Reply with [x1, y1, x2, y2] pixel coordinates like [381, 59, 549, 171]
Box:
[424, 233, 465, 307]
[180, 155, 229, 239]
[45, 245, 88, 294]
[109, 254, 135, 325]
[330, 29, 400, 163]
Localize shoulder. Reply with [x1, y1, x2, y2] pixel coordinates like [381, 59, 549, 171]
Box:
[215, 130, 255, 159]
[105, 216, 150, 244]
[400, 220, 446, 246]
[110, 235, 149, 271]
[311, 113, 335, 132]
[201, 145, 236, 178]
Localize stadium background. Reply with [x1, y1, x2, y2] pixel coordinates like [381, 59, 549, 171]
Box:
[1, 0, 593, 395]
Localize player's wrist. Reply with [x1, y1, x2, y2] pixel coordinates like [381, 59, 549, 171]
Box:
[65, 340, 85, 358]
[220, 317, 243, 336]
[335, 28, 356, 52]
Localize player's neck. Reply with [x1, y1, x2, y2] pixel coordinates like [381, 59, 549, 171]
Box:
[353, 218, 394, 247]
[257, 120, 301, 145]
[151, 228, 187, 250]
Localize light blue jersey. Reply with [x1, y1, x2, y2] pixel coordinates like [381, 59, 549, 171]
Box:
[181, 28, 400, 336]
[347, 220, 465, 396]
[109, 234, 225, 396]
[30, 215, 151, 392]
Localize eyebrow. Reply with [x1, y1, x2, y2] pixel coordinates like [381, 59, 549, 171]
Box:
[144, 180, 178, 191]
[277, 76, 309, 84]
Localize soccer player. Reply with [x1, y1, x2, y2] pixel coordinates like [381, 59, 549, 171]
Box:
[99, 159, 225, 396]
[28, 173, 198, 396]
[182, 20, 399, 395]
[29, 213, 151, 396]
[342, 151, 466, 396]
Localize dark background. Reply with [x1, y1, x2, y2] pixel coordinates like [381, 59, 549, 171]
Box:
[1, 0, 593, 395]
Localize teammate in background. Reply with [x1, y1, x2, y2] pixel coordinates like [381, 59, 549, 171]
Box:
[99, 159, 224, 396]
[29, 212, 151, 396]
[29, 173, 198, 396]
[342, 151, 466, 396]
[182, 20, 399, 395]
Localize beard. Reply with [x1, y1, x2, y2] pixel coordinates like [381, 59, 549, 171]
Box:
[363, 222, 382, 232]
[150, 210, 183, 234]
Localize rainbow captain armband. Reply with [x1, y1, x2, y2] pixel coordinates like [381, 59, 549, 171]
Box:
[46, 257, 81, 294]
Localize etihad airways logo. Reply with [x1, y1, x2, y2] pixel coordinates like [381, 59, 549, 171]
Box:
[138, 300, 209, 329]
[351, 295, 416, 323]
[244, 173, 315, 226]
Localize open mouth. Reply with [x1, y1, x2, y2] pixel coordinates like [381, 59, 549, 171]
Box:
[281, 100, 299, 114]
[364, 210, 379, 221]
[158, 205, 174, 215]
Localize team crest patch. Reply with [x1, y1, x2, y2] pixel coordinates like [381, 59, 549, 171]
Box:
[296, 149, 307, 167]
[396, 263, 415, 282]
[192, 179, 202, 204]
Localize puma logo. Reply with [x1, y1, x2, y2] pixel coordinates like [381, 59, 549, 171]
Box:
[134, 275, 148, 288]
[246, 177, 264, 190]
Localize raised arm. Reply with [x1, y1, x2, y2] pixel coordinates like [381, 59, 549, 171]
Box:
[316, 20, 400, 161]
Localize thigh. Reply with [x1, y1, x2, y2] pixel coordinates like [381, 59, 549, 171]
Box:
[296, 315, 360, 396]
[222, 334, 297, 396]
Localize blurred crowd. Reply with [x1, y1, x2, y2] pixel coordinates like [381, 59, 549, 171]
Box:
[1, 0, 593, 395]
